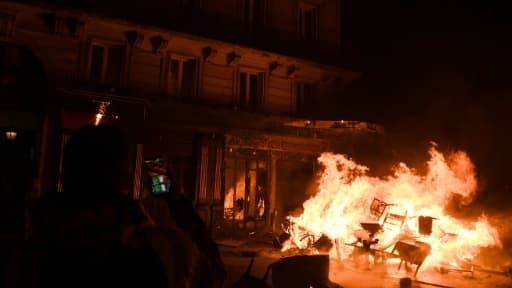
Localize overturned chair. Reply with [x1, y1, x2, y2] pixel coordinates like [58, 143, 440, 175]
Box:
[391, 240, 432, 277]
[388, 215, 436, 277]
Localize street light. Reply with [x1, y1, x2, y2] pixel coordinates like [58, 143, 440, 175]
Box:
[5, 131, 17, 140]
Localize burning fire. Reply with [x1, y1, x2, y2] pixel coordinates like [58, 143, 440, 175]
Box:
[282, 145, 501, 270]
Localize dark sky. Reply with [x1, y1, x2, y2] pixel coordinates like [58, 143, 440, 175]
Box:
[338, 1, 512, 208]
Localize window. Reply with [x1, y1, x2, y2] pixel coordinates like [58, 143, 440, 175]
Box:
[168, 56, 198, 99]
[178, 0, 200, 9]
[89, 45, 104, 82]
[298, 2, 318, 40]
[224, 148, 268, 225]
[87, 43, 126, 86]
[239, 71, 264, 110]
[295, 81, 317, 116]
[243, 0, 265, 31]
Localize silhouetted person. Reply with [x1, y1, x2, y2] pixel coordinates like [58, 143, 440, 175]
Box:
[141, 156, 226, 288]
[166, 194, 227, 288]
[5, 125, 199, 288]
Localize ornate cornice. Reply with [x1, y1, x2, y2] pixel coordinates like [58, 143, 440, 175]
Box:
[287, 64, 300, 78]
[202, 46, 217, 62]
[226, 51, 241, 65]
[151, 35, 168, 53]
[269, 61, 282, 74]
[126, 30, 144, 48]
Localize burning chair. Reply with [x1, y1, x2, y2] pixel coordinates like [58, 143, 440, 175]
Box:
[387, 216, 438, 277]
[383, 210, 408, 229]
[418, 216, 436, 236]
[391, 240, 432, 277]
[348, 222, 385, 267]
[281, 218, 317, 251]
[369, 198, 388, 220]
[368, 198, 408, 229]
[347, 198, 408, 266]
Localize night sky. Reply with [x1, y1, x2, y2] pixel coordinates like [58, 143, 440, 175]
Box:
[338, 1, 512, 209]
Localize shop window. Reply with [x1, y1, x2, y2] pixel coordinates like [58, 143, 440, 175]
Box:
[224, 148, 268, 226]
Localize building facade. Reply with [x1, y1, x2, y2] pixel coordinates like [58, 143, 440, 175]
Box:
[0, 0, 384, 238]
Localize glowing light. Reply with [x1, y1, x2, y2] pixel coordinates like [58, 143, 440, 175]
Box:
[93, 101, 110, 126]
[94, 113, 103, 126]
[5, 131, 17, 140]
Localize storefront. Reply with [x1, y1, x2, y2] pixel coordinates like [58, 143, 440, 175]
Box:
[56, 89, 148, 198]
[147, 100, 385, 238]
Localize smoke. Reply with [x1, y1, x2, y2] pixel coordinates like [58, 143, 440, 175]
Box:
[337, 0, 512, 215]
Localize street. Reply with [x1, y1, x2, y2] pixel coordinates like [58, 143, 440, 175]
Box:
[220, 239, 512, 288]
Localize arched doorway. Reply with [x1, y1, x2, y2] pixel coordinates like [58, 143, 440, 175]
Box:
[0, 41, 48, 260]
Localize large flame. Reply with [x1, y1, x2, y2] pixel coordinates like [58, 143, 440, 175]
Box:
[283, 145, 501, 269]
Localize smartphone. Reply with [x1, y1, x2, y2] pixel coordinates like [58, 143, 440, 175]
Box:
[150, 174, 170, 195]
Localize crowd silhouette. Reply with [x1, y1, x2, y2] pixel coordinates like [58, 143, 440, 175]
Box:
[4, 124, 225, 288]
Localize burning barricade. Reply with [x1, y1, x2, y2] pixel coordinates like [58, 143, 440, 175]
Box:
[279, 145, 501, 278]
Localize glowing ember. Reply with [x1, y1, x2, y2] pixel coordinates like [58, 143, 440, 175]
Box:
[282, 145, 501, 271]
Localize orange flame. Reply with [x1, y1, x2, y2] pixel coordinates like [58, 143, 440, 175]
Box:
[283, 145, 501, 269]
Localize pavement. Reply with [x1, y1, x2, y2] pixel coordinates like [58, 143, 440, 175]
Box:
[218, 237, 512, 288]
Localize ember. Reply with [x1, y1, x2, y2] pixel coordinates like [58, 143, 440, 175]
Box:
[281, 145, 501, 275]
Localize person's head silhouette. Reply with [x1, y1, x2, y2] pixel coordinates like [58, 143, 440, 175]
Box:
[61, 125, 130, 199]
